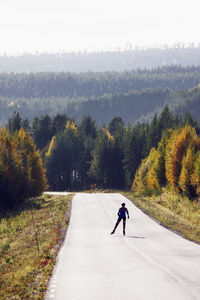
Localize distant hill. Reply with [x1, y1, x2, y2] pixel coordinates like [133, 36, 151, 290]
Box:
[3, 87, 200, 127]
[0, 65, 199, 98]
[1, 46, 200, 73]
[0, 66, 200, 127]
[67, 89, 170, 126]
[169, 86, 200, 123]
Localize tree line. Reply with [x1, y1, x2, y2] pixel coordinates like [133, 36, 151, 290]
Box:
[8, 107, 199, 193]
[1, 46, 200, 72]
[132, 124, 200, 200]
[2, 107, 199, 213]
[0, 65, 200, 127]
[0, 66, 200, 99]
[3, 86, 200, 128]
[0, 127, 47, 211]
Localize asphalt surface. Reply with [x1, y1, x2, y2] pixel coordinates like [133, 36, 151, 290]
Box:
[45, 193, 200, 300]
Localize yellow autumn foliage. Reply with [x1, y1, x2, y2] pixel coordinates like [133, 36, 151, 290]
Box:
[45, 136, 56, 158]
[178, 148, 195, 197]
[191, 153, 200, 196]
[102, 127, 114, 141]
[146, 148, 160, 191]
[66, 120, 77, 131]
[132, 148, 157, 194]
[165, 125, 199, 191]
[132, 125, 200, 199]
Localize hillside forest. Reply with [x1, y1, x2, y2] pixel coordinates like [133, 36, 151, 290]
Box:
[0, 65, 200, 127]
[1, 46, 200, 72]
[6, 107, 200, 198]
[1, 52, 200, 213]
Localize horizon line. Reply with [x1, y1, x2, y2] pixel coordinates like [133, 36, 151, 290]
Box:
[1, 42, 200, 57]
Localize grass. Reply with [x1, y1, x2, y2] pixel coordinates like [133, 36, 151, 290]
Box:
[123, 190, 200, 244]
[0, 193, 73, 299]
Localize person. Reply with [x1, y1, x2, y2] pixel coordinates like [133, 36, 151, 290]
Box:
[111, 203, 129, 236]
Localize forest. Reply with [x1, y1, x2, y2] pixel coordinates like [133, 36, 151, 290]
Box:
[7, 108, 200, 193]
[0, 127, 47, 211]
[0, 65, 200, 126]
[1, 46, 200, 73]
[132, 124, 200, 199]
[1, 50, 200, 212]
[1, 103, 200, 213]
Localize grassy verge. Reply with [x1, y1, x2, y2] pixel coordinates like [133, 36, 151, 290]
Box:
[0, 193, 73, 299]
[123, 190, 200, 244]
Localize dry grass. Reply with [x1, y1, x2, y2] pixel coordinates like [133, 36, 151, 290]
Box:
[123, 190, 200, 244]
[0, 193, 73, 299]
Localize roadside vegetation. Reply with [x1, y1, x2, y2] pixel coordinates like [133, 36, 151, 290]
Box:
[124, 190, 200, 244]
[124, 124, 200, 244]
[0, 193, 72, 300]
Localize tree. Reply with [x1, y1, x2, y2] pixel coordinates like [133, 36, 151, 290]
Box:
[52, 114, 69, 134]
[123, 124, 147, 188]
[108, 117, 124, 136]
[77, 116, 97, 189]
[0, 129, 23, 209]
[88, 128, 124, 189]
[45, 121, 83, 191]
[79, 116, 97, 139]
[165, 125, 199, 191]
[178, 148, 195, 198]
[0, 128, 47, 211]
[8, 112, 22, 133]
[16, 128, 47, 197]
[32, 115, 53, 149]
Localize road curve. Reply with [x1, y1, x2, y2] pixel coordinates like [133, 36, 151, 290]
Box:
[45, 193, 200, 300]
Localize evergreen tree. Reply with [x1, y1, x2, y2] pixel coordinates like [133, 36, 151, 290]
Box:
[8, 112, 22, 133]
[45, 121, 83, 191]
[108, 117, 124, 136]
[77, 116, 97, 189]
[52, 114, 69, 134]
[32, 115, 53, 149]
[88, 128, 124, 189]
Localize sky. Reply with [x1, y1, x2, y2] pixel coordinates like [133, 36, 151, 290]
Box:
[0, 0, 200, 55]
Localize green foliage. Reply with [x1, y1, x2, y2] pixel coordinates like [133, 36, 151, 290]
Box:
[2, 66, 200, 127]
[108, 117, 124, 136]
[1, 66, 200, 99]
[88, 128, 124, 189]
[5, 107, 200, 194]
[78, 116, 97, 139]
[45, 125, 84, 191]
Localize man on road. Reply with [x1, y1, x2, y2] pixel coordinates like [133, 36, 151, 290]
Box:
[111, 203, 129, 236]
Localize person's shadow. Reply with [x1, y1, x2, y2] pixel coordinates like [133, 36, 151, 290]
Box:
[126, 236, 145, 239]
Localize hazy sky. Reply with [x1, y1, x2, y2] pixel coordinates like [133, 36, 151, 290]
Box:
[0, 0, 200, 54]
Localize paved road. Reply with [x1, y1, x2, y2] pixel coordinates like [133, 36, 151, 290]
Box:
[44, 191, 72, 196]
[45, 193, 200, 300]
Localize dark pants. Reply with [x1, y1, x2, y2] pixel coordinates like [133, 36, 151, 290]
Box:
[113, 217, 126, 234]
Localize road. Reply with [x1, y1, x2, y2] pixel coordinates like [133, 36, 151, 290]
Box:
[45, 193, 200, 300]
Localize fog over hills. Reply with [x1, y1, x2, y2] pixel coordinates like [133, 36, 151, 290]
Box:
[0, 64, 200, 126]
[1, 46, 200, 73]
[1, 46, 200, 127]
